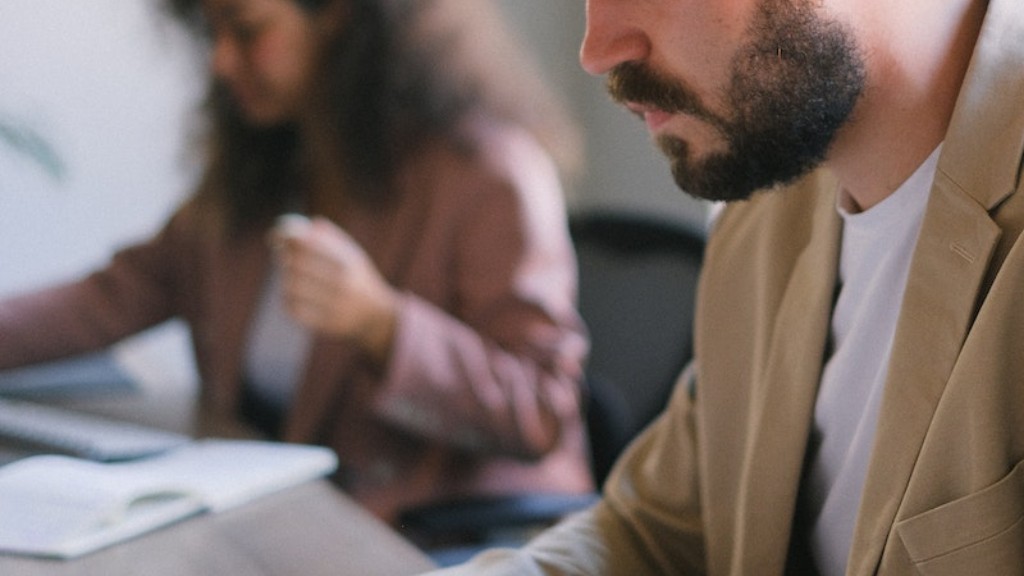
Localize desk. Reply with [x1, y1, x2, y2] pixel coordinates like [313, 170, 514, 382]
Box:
[0, 389, 437, 576]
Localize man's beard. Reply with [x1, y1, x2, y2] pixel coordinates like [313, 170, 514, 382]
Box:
[607, 0, 866, 202]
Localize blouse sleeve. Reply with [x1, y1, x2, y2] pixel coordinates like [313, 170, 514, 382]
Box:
[0, 201, 196, 369]
[369, 122, 589, 460]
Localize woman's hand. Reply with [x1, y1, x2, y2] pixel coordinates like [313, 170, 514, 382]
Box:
[270, 215, 398, 365]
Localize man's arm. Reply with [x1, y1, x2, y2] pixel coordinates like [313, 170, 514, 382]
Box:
[420, 367, 708, 575]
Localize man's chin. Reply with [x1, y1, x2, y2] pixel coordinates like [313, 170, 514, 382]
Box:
[660, 140, 757, 202]
[669, 155, 779, 203]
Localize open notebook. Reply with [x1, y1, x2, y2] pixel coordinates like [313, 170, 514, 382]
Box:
[0, 439, 338, 559]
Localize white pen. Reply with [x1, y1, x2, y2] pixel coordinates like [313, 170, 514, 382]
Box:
[274, 213, 312, 240]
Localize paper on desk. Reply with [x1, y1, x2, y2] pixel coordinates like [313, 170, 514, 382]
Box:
[0, 439, 338, 559]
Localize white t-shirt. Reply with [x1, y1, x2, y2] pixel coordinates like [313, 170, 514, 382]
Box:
[797, 145, 942, 575]
[243, 266, 312, 410]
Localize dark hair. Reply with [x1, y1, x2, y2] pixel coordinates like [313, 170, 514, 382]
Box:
[167, 0, 580, 233]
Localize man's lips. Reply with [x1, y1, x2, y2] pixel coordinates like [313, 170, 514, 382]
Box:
[626, 102, 674, 132]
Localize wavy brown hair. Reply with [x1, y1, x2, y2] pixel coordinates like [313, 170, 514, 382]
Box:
[166, 0, 581, 233]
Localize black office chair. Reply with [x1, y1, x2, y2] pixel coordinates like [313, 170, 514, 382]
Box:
[399, 210, 706, 565]
[571, 210, 705, 485]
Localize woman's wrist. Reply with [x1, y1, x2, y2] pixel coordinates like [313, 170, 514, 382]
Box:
[357, 288, 398, 367]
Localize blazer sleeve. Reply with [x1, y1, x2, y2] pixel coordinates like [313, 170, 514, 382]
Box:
[369, 124, 589, 460]
[418, 369, 708, 575]
[0, 202, 195, 369]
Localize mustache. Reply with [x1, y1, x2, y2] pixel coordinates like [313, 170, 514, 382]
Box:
[606, 62, 713, 122]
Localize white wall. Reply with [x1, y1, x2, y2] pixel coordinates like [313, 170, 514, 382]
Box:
[0, 1, 203, 292]
[0, 1, 707, 386]
[0, 0, 203, 387]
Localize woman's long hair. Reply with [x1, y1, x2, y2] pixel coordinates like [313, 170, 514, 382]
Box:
[168, 0, 581, 233]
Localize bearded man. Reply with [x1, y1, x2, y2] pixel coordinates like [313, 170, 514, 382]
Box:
[423, 0, 1024, 573]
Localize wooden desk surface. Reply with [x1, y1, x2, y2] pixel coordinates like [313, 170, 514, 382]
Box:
[0, 389, 437, 576]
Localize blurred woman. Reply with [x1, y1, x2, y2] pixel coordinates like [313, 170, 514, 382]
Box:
[0, 0, 592, 527]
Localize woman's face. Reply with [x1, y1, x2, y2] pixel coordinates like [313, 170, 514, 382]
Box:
[202, 0, 321, 126]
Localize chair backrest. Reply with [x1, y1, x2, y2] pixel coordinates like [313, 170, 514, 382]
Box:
[395, 211, 706, 560]
[570, 211, 705, 485]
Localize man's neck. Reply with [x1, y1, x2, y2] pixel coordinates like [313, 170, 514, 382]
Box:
[824, 0, 988, 211]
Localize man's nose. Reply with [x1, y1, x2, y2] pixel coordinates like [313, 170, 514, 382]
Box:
[579, 0, 650, 75]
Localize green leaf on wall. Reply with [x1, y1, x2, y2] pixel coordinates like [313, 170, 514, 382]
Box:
[0, 119, 66, 183]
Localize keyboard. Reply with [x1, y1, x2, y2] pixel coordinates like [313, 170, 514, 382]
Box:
[0, 397, 190, 462]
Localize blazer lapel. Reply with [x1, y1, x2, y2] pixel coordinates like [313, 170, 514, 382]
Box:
[206, 231, 270, 409]
[281, 339, 357, 443]
[733, 189, 842, 574]
[847, 1, 1024, 568]
[846, 173, 1001, 574]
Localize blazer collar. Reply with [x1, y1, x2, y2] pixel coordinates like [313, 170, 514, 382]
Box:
[938, 0, 1024, 210]
[849, 1, 1024, 571]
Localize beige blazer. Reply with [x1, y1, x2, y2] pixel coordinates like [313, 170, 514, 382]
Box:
[423, 0, 1024, 573]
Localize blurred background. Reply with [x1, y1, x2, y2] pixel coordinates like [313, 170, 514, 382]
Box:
[0, 0, 708, 388]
